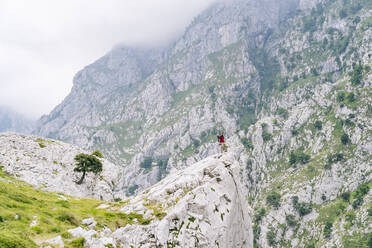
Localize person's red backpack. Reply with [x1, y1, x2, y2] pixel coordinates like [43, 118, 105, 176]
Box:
[218, 134, 225, 143]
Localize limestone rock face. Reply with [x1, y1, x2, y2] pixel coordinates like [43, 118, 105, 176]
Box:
[50, 153, 253, 248]
[0, 132, 122, 200]
[118, 153, 252, 247]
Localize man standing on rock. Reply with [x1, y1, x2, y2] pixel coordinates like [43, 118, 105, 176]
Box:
[217, 132, 227, 153]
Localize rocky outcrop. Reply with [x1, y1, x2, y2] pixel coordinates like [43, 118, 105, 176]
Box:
[43, 153, 253, 248]
[0, 132, 122, 200]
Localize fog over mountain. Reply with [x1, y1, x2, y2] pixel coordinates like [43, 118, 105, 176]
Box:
[0, 106, 34, 134]
[0, 0, 216, 119]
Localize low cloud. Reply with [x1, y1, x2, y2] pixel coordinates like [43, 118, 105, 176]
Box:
[0, 0, 216, 119]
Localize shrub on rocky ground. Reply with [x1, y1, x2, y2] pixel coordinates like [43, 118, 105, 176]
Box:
[267, 191, 281, 208]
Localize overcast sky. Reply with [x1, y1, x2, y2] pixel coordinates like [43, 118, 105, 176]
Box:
[0, 0, 216, 120]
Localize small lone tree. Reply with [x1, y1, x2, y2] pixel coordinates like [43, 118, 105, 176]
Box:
[74, 153, 103, 184]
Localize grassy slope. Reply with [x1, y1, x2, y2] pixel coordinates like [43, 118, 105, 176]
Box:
[0, 167, 150, 248]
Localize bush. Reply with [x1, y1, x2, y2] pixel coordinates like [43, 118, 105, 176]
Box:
[298, 153, 310, 164]
[296, 202, 312, 216]
[352, 184, 370, 209]
[341, 133, 350, 145]
[267, 191, 281, 208]
[351, 65, 363, 85]
[346, 92, 356, 103]
[352, 196, 363, 209]
[289, 150, 311, 165]
[314, 120, 322, 130]
[267, 229, 276, 246]
[345, 211, 355, 223]
[324, 162, 332, 170]
[324, 221, 333, 238]
[286, 214, 297, 227]
[292, 196, 312, 216]
[289, 151, 297, 165]
[140, 157, 153, 169]
[355, 184, 370, 197]
[262, 131, 272, 142]
[341, 192, 350, 202]
[291, 129, 299, 136]
[241, 137, 254, 150]
[337, 92, 346, 102]
[327, 153, 344, 165]
[255, 208, 266, 222]
[345, 118, 355, 127]
[92, 150, 104, 158]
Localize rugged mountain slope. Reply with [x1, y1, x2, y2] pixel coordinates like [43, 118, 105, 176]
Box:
[0, 151, 252, 248]
[0, 133, 122, 200]
[35, 0, 304, 191]
[34, 0, 372, 246]
[0, 106, 34, 134]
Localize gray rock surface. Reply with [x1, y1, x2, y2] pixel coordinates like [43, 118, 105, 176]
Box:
[0, 132, 122, 200]
[46, 153, 253, 248]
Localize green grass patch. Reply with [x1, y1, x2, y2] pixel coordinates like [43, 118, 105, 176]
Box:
[0, 168, 147, 245]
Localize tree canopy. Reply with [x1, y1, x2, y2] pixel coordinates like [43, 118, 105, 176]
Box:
[74, 153, 103, 184]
